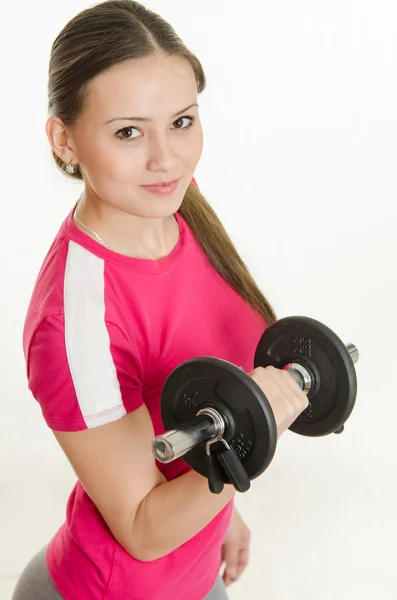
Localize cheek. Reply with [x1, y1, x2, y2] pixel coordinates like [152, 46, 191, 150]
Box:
[79, 135, 135, 179]
[76, 142, 134, 200]
[101, 146, 137, 180]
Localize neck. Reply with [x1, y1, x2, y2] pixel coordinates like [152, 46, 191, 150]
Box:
[73, 196, 179, 259]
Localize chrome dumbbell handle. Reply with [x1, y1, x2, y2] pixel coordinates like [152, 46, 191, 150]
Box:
[287, 342, 359, 391]
[152, 407, 225, 464]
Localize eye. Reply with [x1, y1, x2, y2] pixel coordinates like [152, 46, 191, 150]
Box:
[116, 126, 140, 142]
[172, 116, 195, 130]
[115, 115, 196, 143]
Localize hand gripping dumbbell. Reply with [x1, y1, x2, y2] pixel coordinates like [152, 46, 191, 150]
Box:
[151, 316, 359, 494]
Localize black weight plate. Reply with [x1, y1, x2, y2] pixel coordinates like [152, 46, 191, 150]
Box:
[254, 316, 357, 436]
[161, 357, 277, 482]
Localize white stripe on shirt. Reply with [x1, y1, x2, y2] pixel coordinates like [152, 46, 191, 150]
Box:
[63, 241, 126, 428]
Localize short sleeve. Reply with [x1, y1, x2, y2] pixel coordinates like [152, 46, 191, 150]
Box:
[26, 314, 144, 432]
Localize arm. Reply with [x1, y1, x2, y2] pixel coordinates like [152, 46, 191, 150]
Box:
[27, 314, 234, 561]
[28, 317, 307, 563]
[53, 366, 308, 562]
[53, 405, 235, 562]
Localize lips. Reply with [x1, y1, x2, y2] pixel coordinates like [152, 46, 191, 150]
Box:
[141, 179, 180, 196]
[142, 179, 178, 187]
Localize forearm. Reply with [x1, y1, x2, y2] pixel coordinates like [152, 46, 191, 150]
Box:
[131, 469, 235, 561]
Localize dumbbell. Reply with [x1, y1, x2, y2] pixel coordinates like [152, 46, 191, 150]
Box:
[151, 316, 359, 494]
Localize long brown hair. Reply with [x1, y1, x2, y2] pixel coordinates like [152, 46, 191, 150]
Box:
[48, 0, 276, 325]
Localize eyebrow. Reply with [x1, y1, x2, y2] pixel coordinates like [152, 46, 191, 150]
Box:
[105, 103, 199, 124]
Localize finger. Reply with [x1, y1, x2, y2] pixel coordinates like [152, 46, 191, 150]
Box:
[258, 367, 293, 416]
[252, 368, 300, 435]
[266, 366, 308, 411]
[223, 570, 239, 587]
[222, 544, 239, 586]
[236, 546, 250, 577]
[223, 560, 239, 585]
[265, 365, 293, 395]
[224, 546, 249, 587]
[278, 368, 310, 405]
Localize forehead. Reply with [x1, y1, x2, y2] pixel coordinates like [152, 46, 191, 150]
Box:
[84, 55, 197, 120]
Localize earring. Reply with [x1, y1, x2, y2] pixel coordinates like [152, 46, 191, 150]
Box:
[66, 163, 77, 174]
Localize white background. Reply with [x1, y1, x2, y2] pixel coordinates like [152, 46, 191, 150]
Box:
[1, 1, 396, 598]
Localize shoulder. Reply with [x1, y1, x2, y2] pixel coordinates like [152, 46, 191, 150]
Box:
[23, 229, 121, 355]
[23, 234, 144, 432]
[25, 312, 144, 432]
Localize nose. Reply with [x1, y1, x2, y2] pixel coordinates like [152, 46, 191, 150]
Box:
[146, 134, 178, 174]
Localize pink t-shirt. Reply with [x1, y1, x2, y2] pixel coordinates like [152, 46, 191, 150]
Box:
[22, 190, 268, 600]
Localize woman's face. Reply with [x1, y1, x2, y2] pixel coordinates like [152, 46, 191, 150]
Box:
[68, 54, 203, 219]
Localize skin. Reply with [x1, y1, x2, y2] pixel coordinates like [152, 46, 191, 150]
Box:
[46, 53, 203, 259]
[46, 52, 251, 585]
[222, 506, 251, 586]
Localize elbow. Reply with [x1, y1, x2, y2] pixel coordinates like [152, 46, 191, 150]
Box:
[123, 536, 168, 562]
[129, 546, 165, 562]
[123, 498, 167, 562]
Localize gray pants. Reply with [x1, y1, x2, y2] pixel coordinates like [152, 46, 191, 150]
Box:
[11, 547, 229, 600]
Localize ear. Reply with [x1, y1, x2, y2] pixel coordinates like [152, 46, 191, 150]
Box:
[46, 116, 80, 165]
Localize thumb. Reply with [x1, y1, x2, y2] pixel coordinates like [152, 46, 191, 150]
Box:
[222, 543, 239, 586]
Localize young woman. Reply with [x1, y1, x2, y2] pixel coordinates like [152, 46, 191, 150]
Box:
[12, 1, 308, 599]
